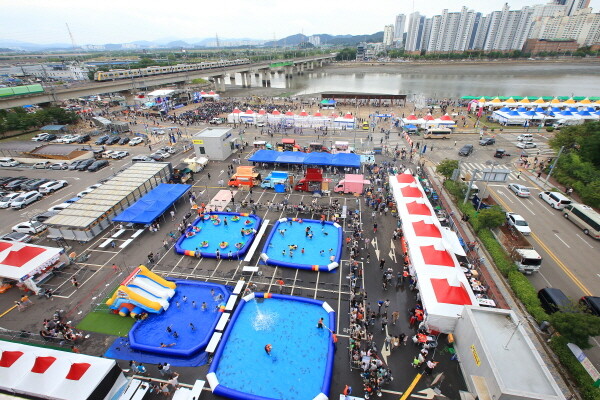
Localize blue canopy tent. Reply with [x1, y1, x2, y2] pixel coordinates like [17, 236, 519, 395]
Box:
[249, 150, 360, 168]
[112, 183, 191, 225]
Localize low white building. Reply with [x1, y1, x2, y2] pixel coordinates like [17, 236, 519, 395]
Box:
[454, 307, 566, 400]
[192, 127, 237, 161]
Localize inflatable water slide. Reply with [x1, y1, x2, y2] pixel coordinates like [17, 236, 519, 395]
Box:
[106, 265, 176, 318]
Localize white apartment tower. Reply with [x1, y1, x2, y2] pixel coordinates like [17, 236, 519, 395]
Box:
[425, 7, 477, 52]
[394, 14, 407, 45]
[483, 4, 535, 51]
[383, 25, 395, 46]
[405, 12, 425, 51]
[530, 7, 600, 46]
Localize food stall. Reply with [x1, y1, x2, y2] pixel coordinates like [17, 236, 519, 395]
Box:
[0, 241, 69, 294]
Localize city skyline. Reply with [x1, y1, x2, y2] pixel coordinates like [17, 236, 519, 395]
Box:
[2, 0, 599, 46]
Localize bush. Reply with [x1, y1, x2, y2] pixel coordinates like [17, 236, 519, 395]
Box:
[475, 206, 505, 231]
[436, 159, 460, 179]
[549, 336, 600, 400]
[549, 312, 600, 349]
[546, 126, 555, 132]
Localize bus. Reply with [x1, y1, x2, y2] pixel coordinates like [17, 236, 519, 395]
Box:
[563, 204, 600, 239]
[423, 128, 452, 139]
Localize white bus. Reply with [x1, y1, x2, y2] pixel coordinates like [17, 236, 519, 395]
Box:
[423, 128, 452, 139]
[563, 204, 600, 239]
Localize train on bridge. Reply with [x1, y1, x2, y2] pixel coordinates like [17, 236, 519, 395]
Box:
[94, 58, 251, 81]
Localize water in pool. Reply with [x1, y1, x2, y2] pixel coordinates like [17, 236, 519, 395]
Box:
[179, 213, 260, 257]
[264, 219, 341, 268]
[214, 298, 331, 400]
[129, 281, 229, 356]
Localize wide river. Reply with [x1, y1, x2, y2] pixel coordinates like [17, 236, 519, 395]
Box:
[234, 61, 600, 98]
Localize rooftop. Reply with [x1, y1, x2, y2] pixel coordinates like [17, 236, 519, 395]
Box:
[193, 127, 232, 138]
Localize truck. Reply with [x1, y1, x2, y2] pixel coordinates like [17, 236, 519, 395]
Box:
[261, 171, 289, 189]
[334, 174, 370, 194]
[307, 142, 329, 153]
[495, 223, 543, 274]
[183, 157, 208, 172]
[277, 138, 303, 152]
[294, 168, 330, 192]
[332, 141, 352, 153]
[552, 119, 584, 129]
[228, 166, 262, 188]
[209, 117, 225, 125]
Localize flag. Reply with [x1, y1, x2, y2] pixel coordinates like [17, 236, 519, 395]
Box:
[477, 106, 483, 118]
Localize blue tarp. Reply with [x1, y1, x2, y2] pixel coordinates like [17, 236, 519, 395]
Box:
[112, 183, 191, 225]
[249, 150, 361, 168]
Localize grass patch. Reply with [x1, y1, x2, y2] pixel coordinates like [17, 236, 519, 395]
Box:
[76, 310, 135, 336]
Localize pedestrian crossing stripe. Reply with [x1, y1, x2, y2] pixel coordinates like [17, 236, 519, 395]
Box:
[460, 162, 520, 181]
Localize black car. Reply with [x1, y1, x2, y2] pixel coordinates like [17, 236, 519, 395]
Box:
[0, 176, 25, 188]
[76, 159, 96, 171]
[77, 134, 91, 143]
[0, 176, 16, 186]
[458, 144, 474, 156]
[118, 137, 130, 145]
[580, 296, 600, 316]
[479, 137, 496, 146]
[95, 135, 110, 145]
[22, 178, 50, 192]
[43, 134, 57, 141]
[88, 160, 108, 172]
[106, 136, 121, 145]
[5, 178, 29, 190]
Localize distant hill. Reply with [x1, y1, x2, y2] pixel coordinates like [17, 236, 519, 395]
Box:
[264, 32, 384, 47]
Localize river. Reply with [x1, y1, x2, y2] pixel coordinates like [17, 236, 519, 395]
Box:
[231, 61, 600, 99]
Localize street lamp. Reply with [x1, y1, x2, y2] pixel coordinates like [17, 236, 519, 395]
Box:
[477, 160, 499, 212]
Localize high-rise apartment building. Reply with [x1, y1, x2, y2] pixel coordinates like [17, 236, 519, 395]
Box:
[530, 7, 600, 46]
[308, 35, 321, 47]
[383, 25, 395, 47]
[405, 12, 426, 51]
[394, 14, 407, 45]
[482, 4, 535, 51]
[554, 0, 591, 15]
[425, 7, 477, 52]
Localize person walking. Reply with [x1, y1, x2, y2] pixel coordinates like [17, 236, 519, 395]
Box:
[392, 311, 399, 325]
[381, 316, 388, 332]
[424, 360, 438, 375]
[71, 277, 79, 289]
[379, 259, 385, 270]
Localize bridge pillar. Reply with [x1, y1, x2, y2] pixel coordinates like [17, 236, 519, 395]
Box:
[284, 66, 293, 79]
[241, 71, 251, 88]
[230, 75, 236, 85]
[260, 69, 270, 87]
[214, 75, 225, 92]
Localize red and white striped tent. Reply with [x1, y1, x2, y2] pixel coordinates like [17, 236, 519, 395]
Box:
[0, 341, 127, 400]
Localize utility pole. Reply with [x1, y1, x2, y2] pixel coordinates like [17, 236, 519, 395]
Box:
[463, 169, 479, 204]
[544, 145, 564, 187]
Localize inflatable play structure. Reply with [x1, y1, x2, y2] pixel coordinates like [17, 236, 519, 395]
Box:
[106, 265, 176, 318]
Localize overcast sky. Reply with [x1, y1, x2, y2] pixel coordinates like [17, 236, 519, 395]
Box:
[2, 0, 599, 45]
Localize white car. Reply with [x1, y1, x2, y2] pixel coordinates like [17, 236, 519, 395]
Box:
[516, 134, 533, 142]
[152, 129, 166, 135]
[12, 221, 47, 234]
[129, 137, 144, 146]
[0, 158, 19, 167]
[38, 180, 68, 194]
[516, 141, 537, 149]
[102, 150, 117, 158]
[32, 161, 51, 169]
[1, 232, 32, 242]
[0, 193, 21, 208]
[11, 191, 43, 209]
[76, 183, 102, 198]
[31, 133, 50, 141]
[156, 150, 171, 159]
[508, 183, 531, 198]
[49, 162, 69, 170]
[63, 135, 80, 144]
[110, 151, 129, 159]
[506, 212, 531, 235]
[160, 146, 176, 154]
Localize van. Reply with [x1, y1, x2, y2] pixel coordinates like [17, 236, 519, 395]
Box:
[538, 288, 570, 314]
[516, 133, 533, 141]
[539, 191, 572, 210]
[0, 158, 19, 167]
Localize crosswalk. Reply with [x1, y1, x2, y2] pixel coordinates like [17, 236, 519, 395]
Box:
[460, 162, 520, 181]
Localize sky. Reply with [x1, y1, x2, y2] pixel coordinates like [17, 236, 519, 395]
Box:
[2, 0, 599, 45]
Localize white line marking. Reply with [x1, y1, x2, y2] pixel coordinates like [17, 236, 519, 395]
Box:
[576, 234, 594, 249]
[554, 233, 571, 248]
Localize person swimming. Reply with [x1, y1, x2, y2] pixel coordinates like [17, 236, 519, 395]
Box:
[264, 344, 272, 355]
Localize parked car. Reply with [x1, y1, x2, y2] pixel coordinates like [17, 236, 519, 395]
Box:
[517, 133, 533, 142]
[508, 183, 531, 198]
[479, 137, 496, 146]
[0, 177, 16, 186]
[76, 159, 96, 171]
[5, 178, 29, 190]
[69, 160, 84, 170]
[12, 221, 46, 234]
[132, 155, 154, 162]
[11, 191, 43, 209]
[0, 193, 21, 208]
[580, 296, 600, 316]
[38, 180, 68, 194]
[63, 135, 80, 144]
[106, 136, 121, 145]
[21, 178, 51, 192]
[506, 212, 531, 235]
[48, 202, 72, 213]
[43, 134, 57, 142]
[31, 210, 58, 223]
[539, 191, 572, 210]
[538, 288, 570, 314]
[118, 137, 130, 145]
[49, 162, 69, 170]
[0, 232, 32, 242]
[76, 134, 91, 143]
[152, 129, 166, 135]
[160, 146, 176, 154]
[458, 144, 474, 156]
[95, 135, 110, 145]
[129, 137, 144, 146]
[88, 160, 109, 172]
[56, 135, 75, 143]
[111, 151, 129, 159]
[32, 161, 51, 169]
[17, 178, 39, 190]
[102, 150, 117, 159]
[149, 153, 164, 161]
[0, 157, 20, 167]
[31, 133, 50, 141]
[516, 141, 537, 149]
[76, 183, 102, 198]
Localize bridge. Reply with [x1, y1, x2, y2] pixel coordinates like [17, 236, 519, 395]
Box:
[0, 55, 335, 109]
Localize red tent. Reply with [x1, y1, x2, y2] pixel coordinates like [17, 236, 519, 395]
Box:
[271, 109, 281, 115]
[424, 114, 434, 121]
[31, 357, 56, 374]
[331, 112, 339, 118]
[245, 109, 254, 114]
[258, 109, 266, 115]
[440, 114, 453, 121]
[313, 111, 323, 117]
[200, 91, 207, 95]
[344, 113, 353, 119]
[406, 201, 432, 216]
[397, 173, 415, 184]
[1, 246, 46, 268]
[407, 114, 417, 120]
[412, 220, 442, 238]
[420, 245, 455, 267]
[299, 110, 309, 117]
[401, 186, 423, 198]
[431, 278, 473, 305]
[208, 91, 216, 95]
[65, 363, 91, 380]
[285, 111, 294, 116]
[0, 351, 23, 368]
[0, 242, 11, 252]
[232, 108, 242, 114]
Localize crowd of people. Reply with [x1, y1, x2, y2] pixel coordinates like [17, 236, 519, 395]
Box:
[39, 309, 88, 344]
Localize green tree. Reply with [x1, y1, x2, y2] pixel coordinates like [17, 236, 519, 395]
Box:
[475, 206, 505, 231]
[436, 159, 459, 179]
[550, 312, 600, 349]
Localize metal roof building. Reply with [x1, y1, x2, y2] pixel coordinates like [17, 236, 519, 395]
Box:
[45, 162, 172, 242]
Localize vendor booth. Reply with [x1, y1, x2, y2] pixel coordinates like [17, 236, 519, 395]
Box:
[0, 241, 69, 294]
